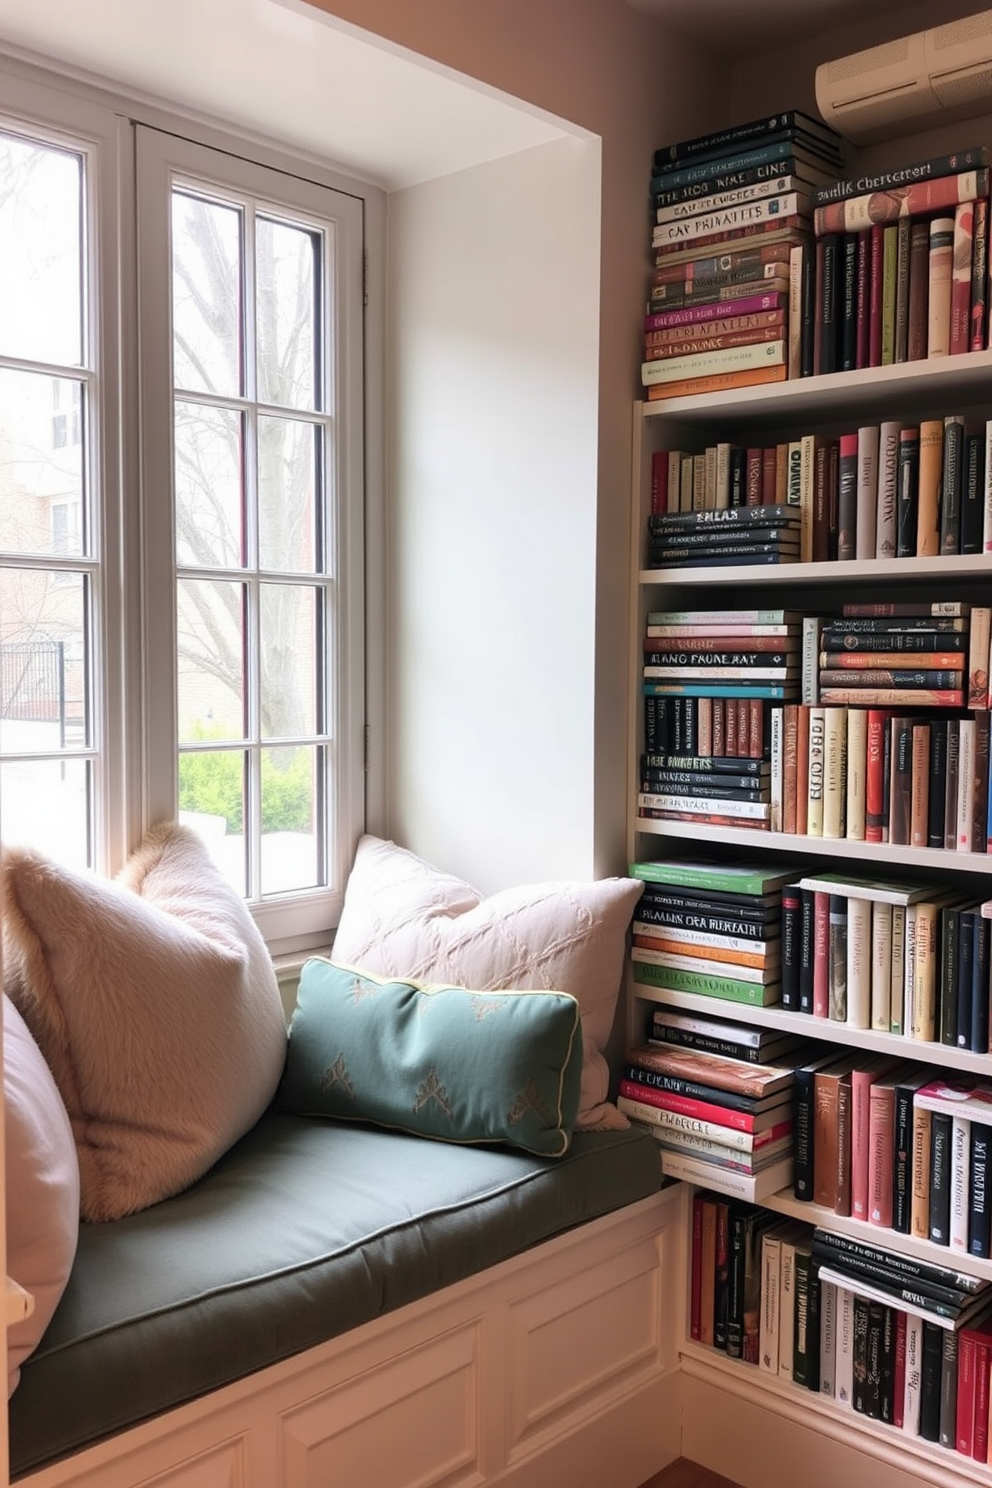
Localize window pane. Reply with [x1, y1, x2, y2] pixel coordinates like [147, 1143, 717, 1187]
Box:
[0, 369, 85, 556]
[0, 570, 89, 750]
[174, 401, 243, 568]
[259, 583, 318, 739]
[172, 192, 242, 397]
[177, 577, 245, 741]
[0, 758, 91, 864]
[258, 415, 317, 572]
[179, 749, 247, 896]
[260, 744, 320, 894]
[256, 217, 318, 410]
[0, 133, 83, 366]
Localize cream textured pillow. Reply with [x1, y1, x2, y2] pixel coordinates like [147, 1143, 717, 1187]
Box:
[5, 995, 80, 1395]
[2, 822, 288, 1222]
[330, 835, 644, 1130]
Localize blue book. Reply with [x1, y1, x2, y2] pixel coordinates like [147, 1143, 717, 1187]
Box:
[649, 137, 827, 195]
[642, 682, 791, 699]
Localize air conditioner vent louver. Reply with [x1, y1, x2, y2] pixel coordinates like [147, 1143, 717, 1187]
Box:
[816, 7, 992, 144]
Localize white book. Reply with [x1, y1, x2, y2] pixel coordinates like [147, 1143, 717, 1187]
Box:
[778, 1233, 799, 1381]
[714, 442, 731, 510]
[770, 706, 784, 833]
[655, 173, 809, 224]
[835, 1286, 855, 1408]
[759, 1230, 784, 1374]
[640, 337, 785, 385]
[666, 449, 683, 514]
[950, 1114, 971, 1254]
[846, 895, 872, 1030]
[634, 924, 779, 958]
[889, 905, 906, 1035]
[870, 901, 893, 1033]
[704, 444, 717, 511]
[652, 192, 806, 246]
[637, 793, 771, 821]
[903, 904, 917, 1041]
[874, 420, 900, 559]
[903, 1313, 924, 1435]
[659, 1149, 792, 1202]
[846, 706, 867, 841]
[819, 1279, 837, 1398]
[855, 424, 879, 559]
[806, 706, 825, 837]
[957, 717, 976, 853]
[616, 1097, 785, 1151]
[692, 452, 706, 511]
[822, 705, 847, 838]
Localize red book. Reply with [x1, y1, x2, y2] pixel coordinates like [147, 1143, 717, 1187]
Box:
[814, 169, 991, 235]
[813, 890, 830, 1019]
[958, 1326, 980, 1457]
[907, 220, 930, 362]
[865, 708, 891, 843]
[950, 199, 976, 356]
[725, 699, 738, 757]
[737, 700, 750, 761]
[745, 447, 763, 507]
[851, 1058, 899, 1221]
[761, 445, 777, 505]
[650, 449, 669, 515]
[691, 1191, 704, 1341]
[617, 1079, 785, 1134]
[892, 1311, 906, 1429]
[868, 223, 884, 368]
[748, 699, 763, 759]
[975, 1337, 992, 1462]
[971, 197, 989, 352]
[868, 1069, 903, 1228]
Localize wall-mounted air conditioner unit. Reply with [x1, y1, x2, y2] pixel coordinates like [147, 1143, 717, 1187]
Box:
[815, 9, 992, 144]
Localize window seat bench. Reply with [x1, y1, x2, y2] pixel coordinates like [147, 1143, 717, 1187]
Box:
[9, 1110, 683, 1488]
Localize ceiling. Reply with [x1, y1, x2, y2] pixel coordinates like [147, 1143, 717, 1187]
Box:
[623, 0, 983, 61]
[0, 0, 570, 191]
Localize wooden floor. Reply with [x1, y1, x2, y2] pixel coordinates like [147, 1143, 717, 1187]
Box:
[638, 1460, 742, 1488]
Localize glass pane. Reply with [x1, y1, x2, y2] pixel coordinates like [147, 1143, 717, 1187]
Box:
[258, 415, 317, 572]
[0, 570, 88, 750]
[261, 744, 318, 894]
[174, 401, 243, 568]
[0, 370, 85, 555]
[256, 216, 318, 411]
[0, 758, 91, 865]
[179, 752, 247, 896]
[0, 133, 83, 366]
[176, 578, 245, 742]
[172, 192, 242, 397]
[259, 583, 318, 739]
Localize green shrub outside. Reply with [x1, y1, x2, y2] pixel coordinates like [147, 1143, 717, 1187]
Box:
[178, 726, 313, 834]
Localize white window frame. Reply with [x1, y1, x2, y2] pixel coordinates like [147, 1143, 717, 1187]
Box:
[0, 52, 384, 953]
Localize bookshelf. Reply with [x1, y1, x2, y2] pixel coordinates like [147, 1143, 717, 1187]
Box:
[627, 347, 992, 1482]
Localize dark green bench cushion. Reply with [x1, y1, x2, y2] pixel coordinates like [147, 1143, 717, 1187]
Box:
[9, 1111, 661, 1478]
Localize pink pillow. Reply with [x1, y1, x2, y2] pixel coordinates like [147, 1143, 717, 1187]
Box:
[330, 835, 644, 1130]
[5, 995, 79, 1396]
[2, 822, 288, 1222]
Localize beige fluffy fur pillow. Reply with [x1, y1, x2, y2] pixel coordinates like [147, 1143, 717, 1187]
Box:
[2, 822, 288, 1222]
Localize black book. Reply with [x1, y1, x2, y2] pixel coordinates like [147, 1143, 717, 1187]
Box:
[640, 754, 771, 778]
[938, 1327, 959, 1448]
[793, 1243, 815, 1386]
[647, 504, 800, 532]
[939, 413, 965, 556]
[812, 145, 992, 206]
[653, 111, 842, 172]
[812, 1228, 990, 1295]
[798, 887, 815, 1015]
[961, 428, 985, 554]
[800, 231, 816, 378]
[840, 232, 859, 372]
[805, 1254, 822, 1392]
[714, 1199, 731, 1351]
[896, 425, 920, 558]
[944, 718, 961, 852]
[929, 1110, 953, 1246]
[919, 1320, 944, 1442]
[852, 1294, 869, 1414]
[818, 233, 841, 375]
[939, 904, 961, 1048]
[864, 1302, 886, 1419]
[781, 883, 802, 1011]
[879, 1306, 896, 1423]
[970, 913, 991, 1054]
[811, 1242, 978, 1311]
[640, 775, 767, 802]
[970, 1123, 992, 1259]
[638, 900, 776, 936]
[644, 694, 665, 754]
[927, 717, 948, 850]
[649, 1024, 801, 1065]
[957, 908, 976, 1051]
[888, 716, 914, 847]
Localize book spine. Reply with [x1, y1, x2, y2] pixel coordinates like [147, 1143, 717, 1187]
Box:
[950, 1114, 972, 1255]
[926, 217, 954, 359]
[950, 200, 975, 355]
[814, 169, 990, 235]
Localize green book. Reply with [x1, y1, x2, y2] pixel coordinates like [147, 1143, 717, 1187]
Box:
[630, 859, 803, 896]
[631, 959, 781, 1006]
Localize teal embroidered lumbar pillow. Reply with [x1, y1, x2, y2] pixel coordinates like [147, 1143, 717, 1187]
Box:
[278, 959, 583, 1157]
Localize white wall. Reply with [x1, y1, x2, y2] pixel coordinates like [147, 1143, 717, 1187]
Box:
[384, 135, 602, 890]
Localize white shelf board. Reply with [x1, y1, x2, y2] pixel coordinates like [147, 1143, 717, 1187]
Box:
[639, 348, 992, 424]
[629, 817, 992, 874]
[640, 552, 992, 587]
[631, 982, 992, 1074]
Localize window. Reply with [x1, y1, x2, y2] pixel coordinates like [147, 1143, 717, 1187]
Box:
[0, 77, 369, 952]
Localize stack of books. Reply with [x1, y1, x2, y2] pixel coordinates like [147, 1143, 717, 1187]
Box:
[629, 858, 802, 1008]
[621, 1041, 797, 1201]
[646, 502, 802, 569]
[814, 606, 971, 708]
[644, 109, 845, 401]
[811, 144, 992, 374]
